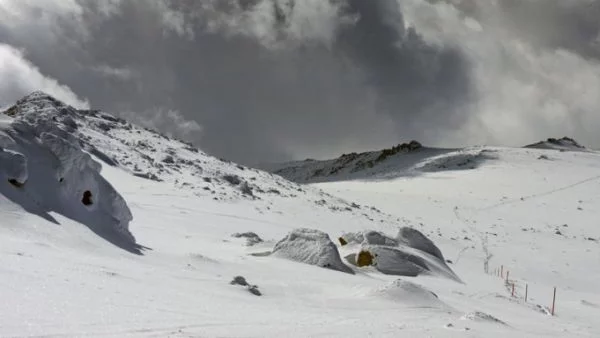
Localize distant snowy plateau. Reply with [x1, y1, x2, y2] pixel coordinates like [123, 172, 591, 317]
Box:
[1, 92, 599, 337]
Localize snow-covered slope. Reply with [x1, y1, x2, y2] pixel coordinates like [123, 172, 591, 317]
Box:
[1, 92, 395, 227]
[262, 142, 498, 183]
[1, 93, 137, 252]
[2, 93, 600, 337]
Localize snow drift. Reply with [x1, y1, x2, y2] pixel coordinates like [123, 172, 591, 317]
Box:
[370, 279, 448, 309]
[272, 228, 353, 274]
[0, 92, 138, 252]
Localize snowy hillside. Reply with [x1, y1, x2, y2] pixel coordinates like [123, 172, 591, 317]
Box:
[264, 142, 499, 183]
[1, 92, 394, 226]
[265, 138, 596, 184]
[1, 93, 600, 337]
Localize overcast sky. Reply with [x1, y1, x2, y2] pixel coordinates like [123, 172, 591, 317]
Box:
[1, 0, 600, 164]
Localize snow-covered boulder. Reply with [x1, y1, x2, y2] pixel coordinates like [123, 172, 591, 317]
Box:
[340, 230, 398, 247]
[272, 228, 353, 274]
[340, 229, 461, 282]
[397, 227, 444, 261]
[231, 232, 263, 246]
[525, 137, 587, 152]
[360, 245, 429, 277]
[0, 92, 137, 250]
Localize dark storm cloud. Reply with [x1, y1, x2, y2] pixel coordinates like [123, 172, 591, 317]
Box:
[2, 0, 474, 163]
[1, 0, 600, 163]
[337, 0, 472, 131]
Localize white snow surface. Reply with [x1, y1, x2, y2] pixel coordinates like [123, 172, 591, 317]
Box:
[1, 93, 600, 337]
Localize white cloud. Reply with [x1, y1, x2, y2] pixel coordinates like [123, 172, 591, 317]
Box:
[119, 108, 202, 141]
[0, 0, 85, 34]
[0, 44, 89, 109]
[91, 64, 136, 81]
[397, 0, 600, 147]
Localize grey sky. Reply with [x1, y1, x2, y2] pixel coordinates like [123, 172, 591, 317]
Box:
[1, 0, 599, 164]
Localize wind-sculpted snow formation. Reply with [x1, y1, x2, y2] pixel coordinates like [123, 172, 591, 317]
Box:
[0, 92, 137, 251]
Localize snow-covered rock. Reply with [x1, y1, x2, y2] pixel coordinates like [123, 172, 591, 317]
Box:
[397, 227, 444, 261]
[272, 228, 353, 274]
[339, 230, 398, 247]
[360, 245, 428, 276]
[340, 229, 461, 282]
[460, 311, 506, 325]
[231, 232, 264, 246]
[525, 137, 587, 152]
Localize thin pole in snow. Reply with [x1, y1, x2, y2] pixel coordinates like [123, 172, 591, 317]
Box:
[501, 265, 504, 278]
[511, 283, 515, 297]
[525, 283, 528, 302]
[551, 287, 557, 316]
[506, 270, 509, 283]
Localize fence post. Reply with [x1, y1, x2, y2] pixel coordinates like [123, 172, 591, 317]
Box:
[511, 283, 515, 297]
[501, 265, 504, 278]
[506, 270, 509, 283]
[525, 284, 528, 302]
[551, 287, 557, 316]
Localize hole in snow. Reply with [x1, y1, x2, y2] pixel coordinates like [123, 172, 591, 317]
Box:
[8, 179, 25, 188]
[82, 190, 93, 206]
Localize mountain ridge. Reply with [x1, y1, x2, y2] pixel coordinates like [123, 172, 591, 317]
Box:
[264, 137, 593, 183]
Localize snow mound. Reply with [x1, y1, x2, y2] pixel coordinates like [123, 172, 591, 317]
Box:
[0, 92, 138, 252]
[525, 137, 587, 152]
[461, 311, 506, 325]
[272, 228, 353, 274]
[342, 229, 461, 282]
[370, 279, 446, 308]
